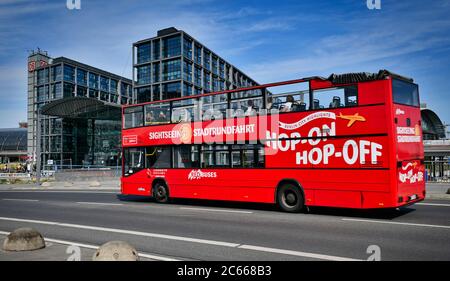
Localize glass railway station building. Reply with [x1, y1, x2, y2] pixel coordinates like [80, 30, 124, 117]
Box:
[28, 28, 259, 169]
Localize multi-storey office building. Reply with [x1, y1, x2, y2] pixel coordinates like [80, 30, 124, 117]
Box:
[133, 27, 259, 103]
[27, 50, 132, 168]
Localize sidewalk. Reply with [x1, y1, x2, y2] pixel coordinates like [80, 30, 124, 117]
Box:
[0, 180, 120, 191]
[425, 182, 450, 200]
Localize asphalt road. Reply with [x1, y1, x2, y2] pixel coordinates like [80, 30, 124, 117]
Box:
[0, 190, 449, 261]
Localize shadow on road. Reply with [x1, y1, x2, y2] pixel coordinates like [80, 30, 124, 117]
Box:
[117, 194, 416, 220]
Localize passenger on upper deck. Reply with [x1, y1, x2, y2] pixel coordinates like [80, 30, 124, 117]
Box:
[245, 100, 257, 116]
[280, 95, 297, 112]
[145, 111, 154, 124]
[266, 96, 274, 110]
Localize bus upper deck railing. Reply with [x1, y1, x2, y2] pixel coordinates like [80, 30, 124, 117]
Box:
[123, 77, 360, 129]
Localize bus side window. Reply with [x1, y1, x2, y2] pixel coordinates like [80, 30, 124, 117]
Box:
[173, 145, 199, 168]
[146, 146, 171, 168]
[124, 106, 143, 128]
[312, 85, 357, 109]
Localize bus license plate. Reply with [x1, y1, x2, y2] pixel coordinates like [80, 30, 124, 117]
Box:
[409, 194, 417, 200]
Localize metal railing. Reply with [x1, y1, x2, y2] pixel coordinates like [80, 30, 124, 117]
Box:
[425, 160, 450, 182]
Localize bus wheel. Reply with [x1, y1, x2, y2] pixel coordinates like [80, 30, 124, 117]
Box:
[153, 182, 169, 203]
[277, 183, 304, 213]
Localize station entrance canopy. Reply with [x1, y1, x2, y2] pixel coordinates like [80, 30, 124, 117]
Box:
[40, 97, 121, 121]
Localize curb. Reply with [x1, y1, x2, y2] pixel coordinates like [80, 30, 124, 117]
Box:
[426, 194, 450, 201]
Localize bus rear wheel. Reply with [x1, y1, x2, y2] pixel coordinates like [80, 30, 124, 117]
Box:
[277, 183, 304, 213]
[153, 182, 169, 203]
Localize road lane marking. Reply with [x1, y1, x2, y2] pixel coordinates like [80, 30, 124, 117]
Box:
[76, 202, 123, 206]
[238, 245, 361, 261]
[2, 199, 39, 202]
[416, 203, 450, 207]
[0, 216, 359, 261]
[179, 207, 253, 214]
[0, 230, 180, 261]
[342, 218, 450, 229]
[0, 216, 239, 247]
[0, 190, 118, 194]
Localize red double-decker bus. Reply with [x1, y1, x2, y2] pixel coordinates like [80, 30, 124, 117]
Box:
[121, 70, 425, 212]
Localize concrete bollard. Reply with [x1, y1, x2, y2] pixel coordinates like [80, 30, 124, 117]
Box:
[2, 228, 46, 251]
[92, 241, 139, 261]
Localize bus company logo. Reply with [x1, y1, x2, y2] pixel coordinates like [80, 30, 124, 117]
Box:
[395, 108, 405, 115]
[188, 169, 217, 180]
[279, 111, 336, 130]
[399, 162, 423, 183]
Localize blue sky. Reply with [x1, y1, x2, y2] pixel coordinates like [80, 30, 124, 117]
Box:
[0, 0, 449, 128]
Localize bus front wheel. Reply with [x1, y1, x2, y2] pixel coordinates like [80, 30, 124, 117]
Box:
[277, 183, 304, 213]
[153, 182, 169, 203]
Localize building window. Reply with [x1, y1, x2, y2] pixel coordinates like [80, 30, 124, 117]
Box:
[52, 83, 62, 99]
[110, 79, 118, 94]
[63, 83, 75, 98]
[183, 60, 192, 82]
[162, 59, 181, 81]
[77, 86, 87, 97]
[194, 44, 202, 65]
[89, 89, 97, 99]
[137, 65, 151, 85]
[194, 67, 202, 87]
[137, 43, 151, 64]
[121, 83, 129, 97]
[120, 96, 129, 105]
[203, 71, 211, 92]
[212, 76, 219, 92]
[100, 76, 109, 92]
[110, 94, 118, 103]
[212, 56, 218, 75]
[162, 35, 181, 59]
[203, 50, 211, 70]
[183, 36, 192, 60]
[219, 61, 225, 78]
[153, 85, 161, 101]
[37, 86, 49, 102]
[52, 65, 62, 81]
[77, 69, 87, 86]
[136, 87, 152, 104]
[89, 73, 98, 89]
[50, 119, 62, 134]
[100, 91, 109, 101]
[152, 63, 160, 83]
[63, 65, 75, 82]
[153, 39, 160, 60]
[162, 82, 181, 100]
[183, 82, 192, 97]
[37, 68, 49, 85]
